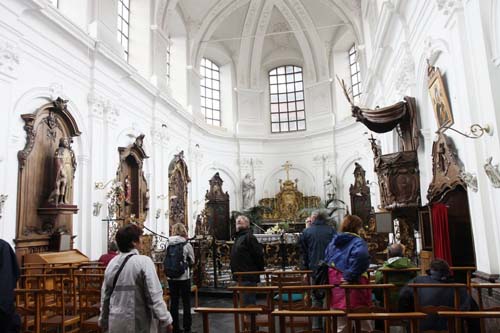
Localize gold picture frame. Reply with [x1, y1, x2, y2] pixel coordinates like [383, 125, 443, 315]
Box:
[428, 65, 454, 130]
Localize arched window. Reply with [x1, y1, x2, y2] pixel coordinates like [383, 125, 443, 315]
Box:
[269, 65, 306, 133]
[200, 58, 221, 126]
[117, 0, 130, 60]
[349, 44, 361, 104]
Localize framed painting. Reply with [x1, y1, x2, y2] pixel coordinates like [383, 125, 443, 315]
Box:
[428, 65, 454, 130]
[418, 206, 433, 251]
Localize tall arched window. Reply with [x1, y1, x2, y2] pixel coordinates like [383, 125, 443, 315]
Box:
[349, 44, 361, 104]
[269, 65, 306, 133]
[200, 58, 221, 126]
[117, 0, 130, 60]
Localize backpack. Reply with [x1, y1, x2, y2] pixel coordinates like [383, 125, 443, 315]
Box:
[163, 242, 188, 278]
[312, 261, 329, 299]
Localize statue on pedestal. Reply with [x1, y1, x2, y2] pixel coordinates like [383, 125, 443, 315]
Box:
[124, 175, 132, 206]
[242, 173, 255, 209]
[47, 137, 76, 206]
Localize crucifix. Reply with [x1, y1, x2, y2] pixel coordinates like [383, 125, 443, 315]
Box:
[282, 161, 292, 180]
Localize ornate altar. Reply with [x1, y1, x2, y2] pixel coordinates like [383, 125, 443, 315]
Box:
[115, 134, 149, 225]
[349, 162, 372, 224]
[168, 151, 191, 231]
[204, 172, 230, 240]
[258, 162, 320, 231]
[15, 98, 81, 261]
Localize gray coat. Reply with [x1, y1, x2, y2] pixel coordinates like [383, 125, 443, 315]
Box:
[99, 249, 172, 333]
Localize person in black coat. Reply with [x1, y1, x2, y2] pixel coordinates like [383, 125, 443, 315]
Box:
[399, 259, 479, 332]
[230, 215, 265, 305]
[0, 239, 21, 333]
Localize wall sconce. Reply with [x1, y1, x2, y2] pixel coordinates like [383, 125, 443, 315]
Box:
[93, 202, 102, 216]
[0, 194, 7, 219]
[155, 208, 161, 219]
[484, 157, 500, 188]
[157, 194, 168, 200]
[94, 179, 115, 190]
[441, 123, 492, 139]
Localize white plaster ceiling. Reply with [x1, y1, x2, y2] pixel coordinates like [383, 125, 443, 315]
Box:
[164, 0, 360, 87]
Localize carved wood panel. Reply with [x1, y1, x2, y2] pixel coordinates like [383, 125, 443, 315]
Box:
[204, 172, 230, 240]
[349, 162, 372, 224]
[116, 134, 149, 227]
[15, 98, 81, 260]
[168, 151, 190, 231]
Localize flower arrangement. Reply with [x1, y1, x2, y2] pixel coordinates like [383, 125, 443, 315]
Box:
[265, 221, 290, 234]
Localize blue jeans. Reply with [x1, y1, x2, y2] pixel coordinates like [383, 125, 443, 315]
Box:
[239, 280, 257, 305]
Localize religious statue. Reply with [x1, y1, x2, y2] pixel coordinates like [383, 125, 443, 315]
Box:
[484, 157, 500, 188]
[143, 189, 150, 211]
[47, 137, 76, 205]
[124, 175, 132, 206]
[242, 173, 255, 209]
[324, 171, 337, 198]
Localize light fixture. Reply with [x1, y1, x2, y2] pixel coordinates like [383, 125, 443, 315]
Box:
[94, 179, 115, 190]
[93, 202, 102, 216]
[440, 123, 492, 139]
[157, 194, 168, 200]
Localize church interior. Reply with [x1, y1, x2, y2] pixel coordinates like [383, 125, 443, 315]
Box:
[1, 0, 500, 332]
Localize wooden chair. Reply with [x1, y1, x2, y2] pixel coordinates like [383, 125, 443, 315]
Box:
[450, 266, 476, 293]
[272, 309, 345, 333]
[76, 273, 104, 333]
[341, 283, 395, 333]
[276, 284, 338, 333]
[15, 288, 44, 333]
[346, 312, 427, 333]
[377, 267, 420, 311]
[39, 274, 80, 333]
[407, 282, 465, 332]
[270, 271, 314, 333]
[470, 283, 500, 332]
[194, 307, 264, 333]
[229, 285, 278, 333]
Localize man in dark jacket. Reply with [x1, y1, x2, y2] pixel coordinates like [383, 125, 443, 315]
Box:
[230, 215, 265, 305]
[298, 210, 336, 329]
[399, 259, 479, 331]
[0, 239, 21, 333]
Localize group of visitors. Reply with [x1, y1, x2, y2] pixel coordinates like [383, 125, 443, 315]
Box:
[298, 211, 479, 332]
[0, 210, 480, 333]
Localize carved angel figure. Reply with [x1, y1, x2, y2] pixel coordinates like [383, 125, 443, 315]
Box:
[484, 157, 500, 188]
[242, 173, 256, 209]
[324, 171, 337, 198]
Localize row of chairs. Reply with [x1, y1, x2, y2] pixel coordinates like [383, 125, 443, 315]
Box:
[15, 262, 105, 333]
[194, 269, 500, 333]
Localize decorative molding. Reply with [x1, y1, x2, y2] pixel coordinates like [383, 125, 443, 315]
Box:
[435, 0, 464, 16]
[484, 157, 500, 188]
[48, 83, 63, 100]
[460, 170, 478, 192]
[0, 41, 20, 78]
[87, 93, 105, 119]
[0, 194, 7, 219]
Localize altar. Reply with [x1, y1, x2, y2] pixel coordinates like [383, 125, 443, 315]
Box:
[258, 162, 320, 232]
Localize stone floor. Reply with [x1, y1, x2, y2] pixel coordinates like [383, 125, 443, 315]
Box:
[183, 295, 235, 333]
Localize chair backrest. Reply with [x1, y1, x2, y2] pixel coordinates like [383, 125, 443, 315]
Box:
[76, 273, 104, 321]
[379, 267, 419, 310]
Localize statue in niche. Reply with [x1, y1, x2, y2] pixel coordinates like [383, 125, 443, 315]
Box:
[124, 175, 132, 206]
[242, 173, 255, 209]
[47, 137, 76, 205]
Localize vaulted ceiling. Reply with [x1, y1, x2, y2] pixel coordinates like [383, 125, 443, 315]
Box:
[158, 0, 362, 87]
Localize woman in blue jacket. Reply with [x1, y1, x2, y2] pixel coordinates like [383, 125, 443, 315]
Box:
[324, 215, 372, 332]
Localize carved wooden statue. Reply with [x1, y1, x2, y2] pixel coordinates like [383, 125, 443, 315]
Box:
[349, 162, 372, 224]
[205, 172, 230, 240]
[169, 151, 191, 231]
[47, 137, 76, 206]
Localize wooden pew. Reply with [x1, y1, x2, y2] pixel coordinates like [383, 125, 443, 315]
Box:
[194, 307, 264, 333]
[228, 285, 278, 333]
[272, 309, 345, 333]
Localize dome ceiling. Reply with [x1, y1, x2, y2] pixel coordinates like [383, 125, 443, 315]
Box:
[161, 0, 361, 87]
